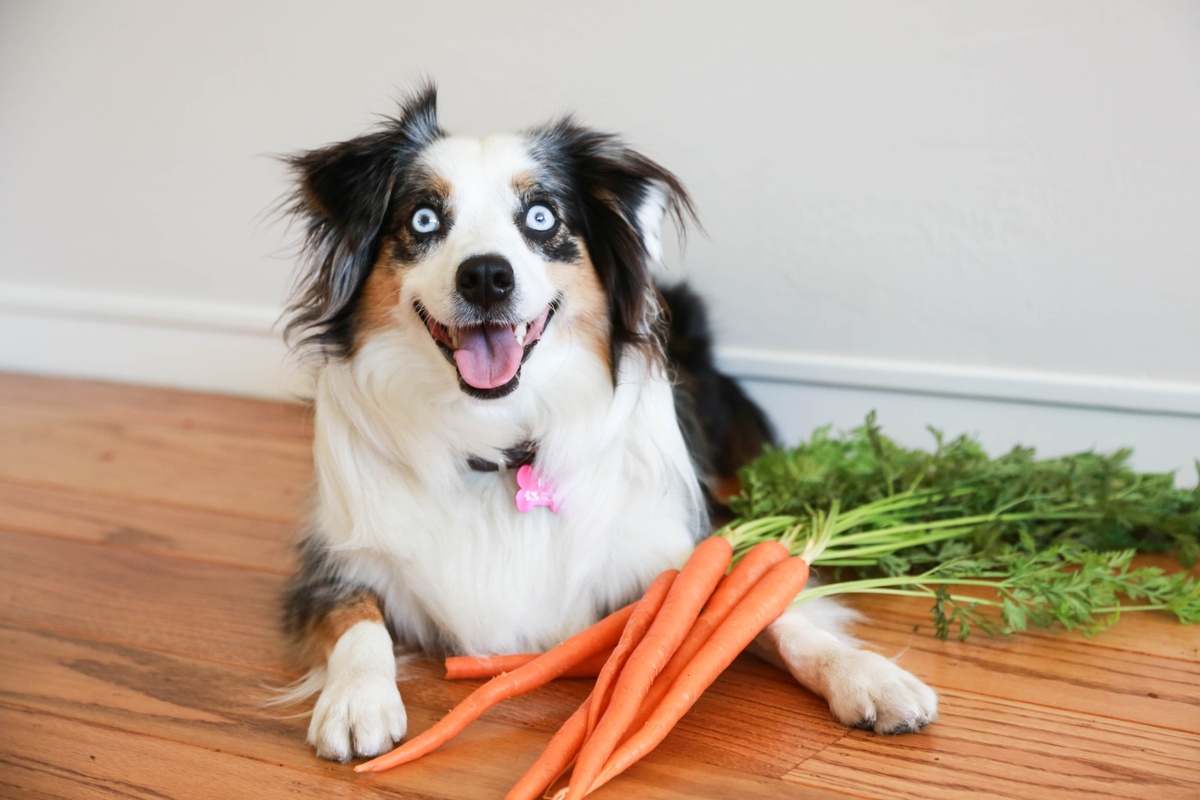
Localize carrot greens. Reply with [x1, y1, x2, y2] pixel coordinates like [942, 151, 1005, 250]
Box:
[719, 413, 1200, 640]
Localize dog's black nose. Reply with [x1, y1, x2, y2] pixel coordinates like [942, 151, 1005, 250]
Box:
[456, 255, 515, 311]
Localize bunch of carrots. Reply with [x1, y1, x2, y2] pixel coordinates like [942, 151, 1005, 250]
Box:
[355, 534, 820, 797]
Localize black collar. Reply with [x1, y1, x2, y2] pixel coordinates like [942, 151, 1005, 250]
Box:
[467, 441, 537, 473]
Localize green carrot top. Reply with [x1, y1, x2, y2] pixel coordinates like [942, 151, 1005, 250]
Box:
[717, 413, 1200, 640]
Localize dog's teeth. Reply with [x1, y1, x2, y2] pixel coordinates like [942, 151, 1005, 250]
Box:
[514, 322, 528, 347]
[450, 328, 460, 349]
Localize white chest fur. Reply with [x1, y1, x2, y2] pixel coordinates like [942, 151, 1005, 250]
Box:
[307, 342, 705, 655]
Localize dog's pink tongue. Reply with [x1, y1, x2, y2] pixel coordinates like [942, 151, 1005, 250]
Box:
[454, 324, 522, 390]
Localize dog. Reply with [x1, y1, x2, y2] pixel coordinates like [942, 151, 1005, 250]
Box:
[279, 85, 937, 762]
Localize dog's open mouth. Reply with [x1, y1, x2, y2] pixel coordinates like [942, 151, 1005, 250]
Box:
[415, 302, 556, 399]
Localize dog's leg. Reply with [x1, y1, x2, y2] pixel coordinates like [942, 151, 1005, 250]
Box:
[304, 594, 407, 760]
[752, 596, 938, 734]
[282, 541, 407, 761]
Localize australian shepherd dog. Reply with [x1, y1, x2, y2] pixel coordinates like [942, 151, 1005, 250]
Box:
[279, 85, 936, 762]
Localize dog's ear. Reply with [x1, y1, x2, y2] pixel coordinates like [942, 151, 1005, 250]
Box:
[283, 84, 443, 356]
[531, 120, 697, 376]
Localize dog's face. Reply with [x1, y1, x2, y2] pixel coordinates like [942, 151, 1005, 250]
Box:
[285, 86, 693, 401]
[385, 134, 590, 400]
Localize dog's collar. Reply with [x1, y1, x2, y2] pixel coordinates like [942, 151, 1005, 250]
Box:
[467, 441, 537, 474]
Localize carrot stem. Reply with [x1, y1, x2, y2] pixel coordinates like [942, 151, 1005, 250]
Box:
[354, 602, 637, 773]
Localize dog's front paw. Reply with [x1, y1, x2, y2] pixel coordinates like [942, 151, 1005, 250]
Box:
[822, 649, 938, 735]
[308, 673, 408, 761]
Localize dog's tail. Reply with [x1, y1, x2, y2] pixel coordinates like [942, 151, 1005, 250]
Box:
[659, 283, 775, 514]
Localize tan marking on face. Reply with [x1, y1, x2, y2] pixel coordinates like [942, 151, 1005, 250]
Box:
[354, 250, 407, 348]
[510, 172, 536, 196]
[299, 591, 386, 665]
[427, 173, 454, 201]
[546, 239, 611, 372]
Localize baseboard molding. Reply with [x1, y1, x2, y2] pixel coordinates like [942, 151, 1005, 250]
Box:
[2, 282, 1198, 417]
[715, 347, 1200, 418]
[0, 283, 308, 400]
[0, 282, 281, 337]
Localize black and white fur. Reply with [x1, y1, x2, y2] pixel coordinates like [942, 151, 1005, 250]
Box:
[279, 85, 936, 762]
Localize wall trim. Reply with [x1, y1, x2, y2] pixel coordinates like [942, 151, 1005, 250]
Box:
[2, 283, 1197, 417]
[0, 282, 281, 338]
[716, 347, 1200, 418]
[0, 283, 303, 399]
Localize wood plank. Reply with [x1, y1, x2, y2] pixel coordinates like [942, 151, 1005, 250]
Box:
[4, 371, 1198, 799]
[784, 689, 1200, 800]
[839, 595, 1200, 732]
[0, 628, 847, 800]
[0, 703, 423, 800]
[0, 405, 311, 521]
[0, 528, 288, 672]
[0, 480, 298, 571]
[5, 616, 1197, 800]
[0, 371, 313, 442]
[0, 705, 846, 800]
[849, 590, 1200, 662]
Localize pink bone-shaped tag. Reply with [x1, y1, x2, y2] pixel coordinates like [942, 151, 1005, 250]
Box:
[515, 464, 559, 513]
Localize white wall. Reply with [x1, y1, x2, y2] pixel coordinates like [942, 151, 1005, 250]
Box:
[2, 1, 1198, 482]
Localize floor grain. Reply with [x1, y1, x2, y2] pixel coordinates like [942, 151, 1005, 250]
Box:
[0, 373, 1197, 799]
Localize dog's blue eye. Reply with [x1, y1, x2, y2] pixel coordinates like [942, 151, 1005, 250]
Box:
[524, 205, 556, 233]
[411, 207, 440, 234]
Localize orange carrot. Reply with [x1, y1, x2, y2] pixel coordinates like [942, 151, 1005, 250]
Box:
[624, 539, 789, 735]
[504, 692, 592, 800]
[510, 541, 785, 799]
[562, 536, 733, 799]
[445, 649, 614, 681]
[586, 569, 678, 737]
[354, 601, 637, 773]
[586, 555, 812, 796]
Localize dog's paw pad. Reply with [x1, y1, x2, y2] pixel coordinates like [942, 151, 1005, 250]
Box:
[823, 650, 938, 735]
[308, 673, 407, 761]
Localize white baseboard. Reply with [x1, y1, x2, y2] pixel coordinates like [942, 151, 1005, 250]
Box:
[2, 282, 1196, 482]
[0, 283, 309, 400]
[716, 347, 1200, 418]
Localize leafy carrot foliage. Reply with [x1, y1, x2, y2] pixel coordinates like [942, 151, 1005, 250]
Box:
[721, 413, 1200, 639]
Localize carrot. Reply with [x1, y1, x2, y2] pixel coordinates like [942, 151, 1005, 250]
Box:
[562, 535, 733, 799]
[504, 692, 592, 800]
[511, 541, 784, 799]
[445, 649, 614, 681]
[586, 569, 678, 737]
[585, 555, 812, 796]
[624, 539, 789, 735]
[354, 601, 637, 773]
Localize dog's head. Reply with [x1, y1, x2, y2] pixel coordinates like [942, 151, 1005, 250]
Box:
[284, 84, 693, 401]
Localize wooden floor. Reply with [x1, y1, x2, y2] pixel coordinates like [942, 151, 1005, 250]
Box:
[1, 372, 1198, 800]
